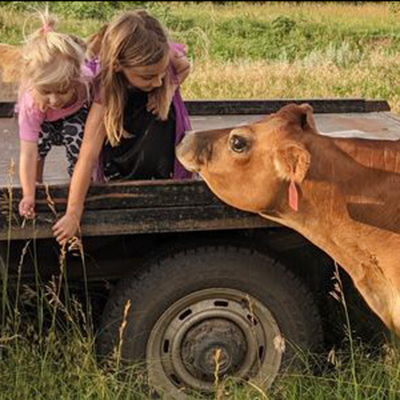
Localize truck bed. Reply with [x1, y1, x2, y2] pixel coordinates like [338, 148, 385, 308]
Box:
[1, 99, 399, 241]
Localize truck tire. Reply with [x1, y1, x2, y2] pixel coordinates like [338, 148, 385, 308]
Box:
[97, 245, 323, 399]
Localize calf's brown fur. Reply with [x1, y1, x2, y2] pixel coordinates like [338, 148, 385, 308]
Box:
[176, 104, 400, 335]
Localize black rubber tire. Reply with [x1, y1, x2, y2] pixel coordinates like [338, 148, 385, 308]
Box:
[97, 244, 323, 397]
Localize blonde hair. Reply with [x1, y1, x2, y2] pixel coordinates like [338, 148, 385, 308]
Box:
[99, 10, 175, 146]
[20, 10, 88, 110]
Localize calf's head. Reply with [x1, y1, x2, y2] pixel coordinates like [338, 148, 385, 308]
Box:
[176, 104, 315, 213]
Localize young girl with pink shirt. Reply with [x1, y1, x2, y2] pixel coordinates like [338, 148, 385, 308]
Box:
[17, 13, 97, 219]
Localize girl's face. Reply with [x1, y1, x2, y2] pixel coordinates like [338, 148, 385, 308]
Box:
[36, 84, 77, 109]
[120, 53, 170, 92]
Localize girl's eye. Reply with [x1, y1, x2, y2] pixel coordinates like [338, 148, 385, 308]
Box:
[56, 87, 71, 95]
[141, 72, 166, 82]
[39, 89, 68, 96]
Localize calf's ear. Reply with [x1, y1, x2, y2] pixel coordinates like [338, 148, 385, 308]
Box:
[280, 103, 316, 131]
[298, 104, 316, 131]
[274, 141, 311, 183]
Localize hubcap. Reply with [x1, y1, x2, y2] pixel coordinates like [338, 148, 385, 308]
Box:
[181, 318, 247, 379]
[146, 288, 283, 399]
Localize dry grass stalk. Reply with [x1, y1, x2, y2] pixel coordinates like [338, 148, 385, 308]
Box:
[213, 347, 225, 400]
[44, 183, 57, 219]
[116, 299, 131, 370]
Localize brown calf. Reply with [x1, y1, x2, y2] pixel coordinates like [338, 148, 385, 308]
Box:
[176, 104, 400, 336]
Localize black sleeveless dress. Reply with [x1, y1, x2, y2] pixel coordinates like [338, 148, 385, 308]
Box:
[101, 89, 176, 181]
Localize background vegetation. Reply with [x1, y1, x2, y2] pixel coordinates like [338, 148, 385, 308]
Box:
[1, 2, 400, 399]
[2, 2, 400, 110]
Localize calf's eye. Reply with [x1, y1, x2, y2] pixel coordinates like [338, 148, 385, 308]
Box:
[229, 135, 248, 153]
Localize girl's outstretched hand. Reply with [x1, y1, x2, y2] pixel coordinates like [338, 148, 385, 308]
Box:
[53, 213, 80, 245]
[146, 93, 158, 116]
[19, 196, 36, 219]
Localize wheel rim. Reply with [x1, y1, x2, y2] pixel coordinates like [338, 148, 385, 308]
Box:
[146, 288, 283, 398]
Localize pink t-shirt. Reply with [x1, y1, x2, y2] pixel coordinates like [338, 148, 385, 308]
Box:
[17, 62, 99, 142]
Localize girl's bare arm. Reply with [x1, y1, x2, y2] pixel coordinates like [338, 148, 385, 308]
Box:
[19, 140, 38, 217]
[52, 102, 106, 244]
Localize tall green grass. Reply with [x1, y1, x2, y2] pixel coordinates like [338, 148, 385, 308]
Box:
[0, 166, 152, 399]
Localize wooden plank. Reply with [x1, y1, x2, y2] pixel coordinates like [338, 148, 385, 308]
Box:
[184, 99, 390, 115]
[0, 179, 275, 241]
[2, 180, 221, 213]
[1, 204, 275, 241]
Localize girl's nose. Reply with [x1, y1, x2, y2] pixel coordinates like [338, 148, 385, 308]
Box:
[152, 75, 163, 88]
[49, 95, 57, 104]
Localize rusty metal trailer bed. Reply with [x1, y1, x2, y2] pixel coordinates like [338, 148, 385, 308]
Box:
[0, 98, 397, 241]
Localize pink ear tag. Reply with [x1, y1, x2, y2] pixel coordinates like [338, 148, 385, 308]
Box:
[288, 180, 298, 212]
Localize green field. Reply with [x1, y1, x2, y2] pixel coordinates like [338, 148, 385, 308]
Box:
[2, 2, 400, 111]
[2, 2, 400, 399]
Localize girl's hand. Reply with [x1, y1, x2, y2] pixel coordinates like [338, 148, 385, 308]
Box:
[19, 196, 36, 219]
[146, 93, 158, 116]
[52, 213, 80, 245]
[170, 44, 191, 86]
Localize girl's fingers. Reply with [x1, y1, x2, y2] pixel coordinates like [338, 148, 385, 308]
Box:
[53, 226, 75, 244]
[147, 105, 156, 112]
[147, 103, 158, 114]
[53, 228, 61, 237]
[53, 224, 66, 239]
[25, 208, 35, 218]
[52, 223, 61, 233]
[54, 227, 68, 239]
[53, 216, 79, 245]
[57, 237, 67, 246]
[56, 230, 68, 244]
[53, 218, 67, 232]
[20, 206, 35, 219]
